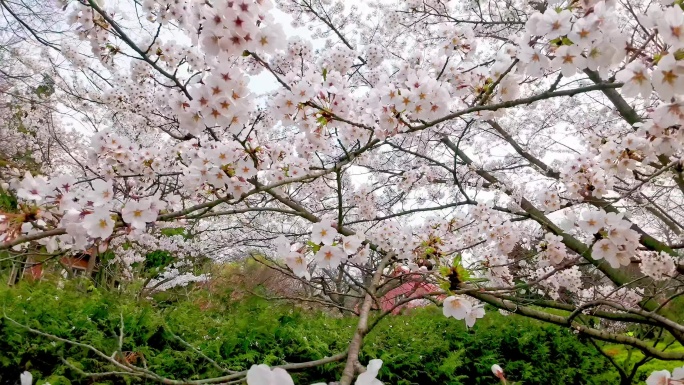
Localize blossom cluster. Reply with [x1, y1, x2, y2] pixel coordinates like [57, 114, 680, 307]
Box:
[538, 233, 568, 265]
[2, 0, 684, 374]
[533, 265, 583, 301]
[639, 251, 677, 281]
[278, 221, 370, 279]
[246, 358, 383, 385]
[442, 295, 485, 328]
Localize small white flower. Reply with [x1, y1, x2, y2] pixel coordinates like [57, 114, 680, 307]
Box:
[465, 305, 485, 327]
[246, 364, 294, 385]
[311, 222, 338, 245]
[84, 209, 115, 239]
[285, 251, 310, 280]
[17, 172, 49, 201]
[443, 295, 472, 320]
[517, 45, 550, 77]
[491, 364, 504, 379]
[552, 45, 586, 77]
[89, 179, 114, 206]
[658, 8, 684, 50]
[538, 9, 573, 39]
[20, 371, 32, 385]
[356, 359, 383, 385]
[652, 53, 684, 101]
[350, 244, 371, 265]
[315, 245, 345, 269]
[592, 239, 629, 268]
[122, 200, 156, 229]
[342, 234, 364, 255]
[616, 61, 651, 99]
[646, 369, 670, 385]
[275, 235, 291, 257]
[579, 210, 605, 235]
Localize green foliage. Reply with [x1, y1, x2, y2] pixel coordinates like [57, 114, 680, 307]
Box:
[362, 306, 618, 385]
[441, 256, 481, 291]
[0, 281, 626, 384]
[0, 188, 18, 212]
[159, 227, 188, 238]
[34, 74, 55, 98]
[143, 250, 174, 272]
[602, 343, 684, 383]
[306, 240, 321, 253]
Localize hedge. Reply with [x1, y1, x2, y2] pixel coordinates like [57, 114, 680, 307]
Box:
[0, 279, 632, 384]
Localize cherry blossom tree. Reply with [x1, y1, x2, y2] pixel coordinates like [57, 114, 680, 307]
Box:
[2, 0, 684, 383]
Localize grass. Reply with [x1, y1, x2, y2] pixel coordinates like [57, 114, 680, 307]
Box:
[601, 341, 684, 381]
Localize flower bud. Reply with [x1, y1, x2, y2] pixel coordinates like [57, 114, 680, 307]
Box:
[20, 371, 32, 385]
[491, 364, 504, 379]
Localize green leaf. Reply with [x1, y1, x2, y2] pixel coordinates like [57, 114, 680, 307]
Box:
[307, 240, 321, 253]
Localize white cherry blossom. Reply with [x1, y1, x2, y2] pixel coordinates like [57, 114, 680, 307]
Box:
[443, 295, 471, 320]
[84, 209, 115, 239]
[615, 61, 652, 99]
[311, 222, 338, 245]
[315, 245, 345, 269]
[246, 364, 294, 385]
[356, 359, 383, 385]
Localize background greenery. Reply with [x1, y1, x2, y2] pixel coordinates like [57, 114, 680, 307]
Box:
[0, 279, 681, 385]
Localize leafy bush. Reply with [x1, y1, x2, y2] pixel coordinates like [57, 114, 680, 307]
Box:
[361, 307, 620, 385]
[601, 343, 684, 384]
[0, 280, 625, 384]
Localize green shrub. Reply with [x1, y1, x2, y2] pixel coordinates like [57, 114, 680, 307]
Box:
[0, 280, 623, 384]
[360, 307, 619, 385]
